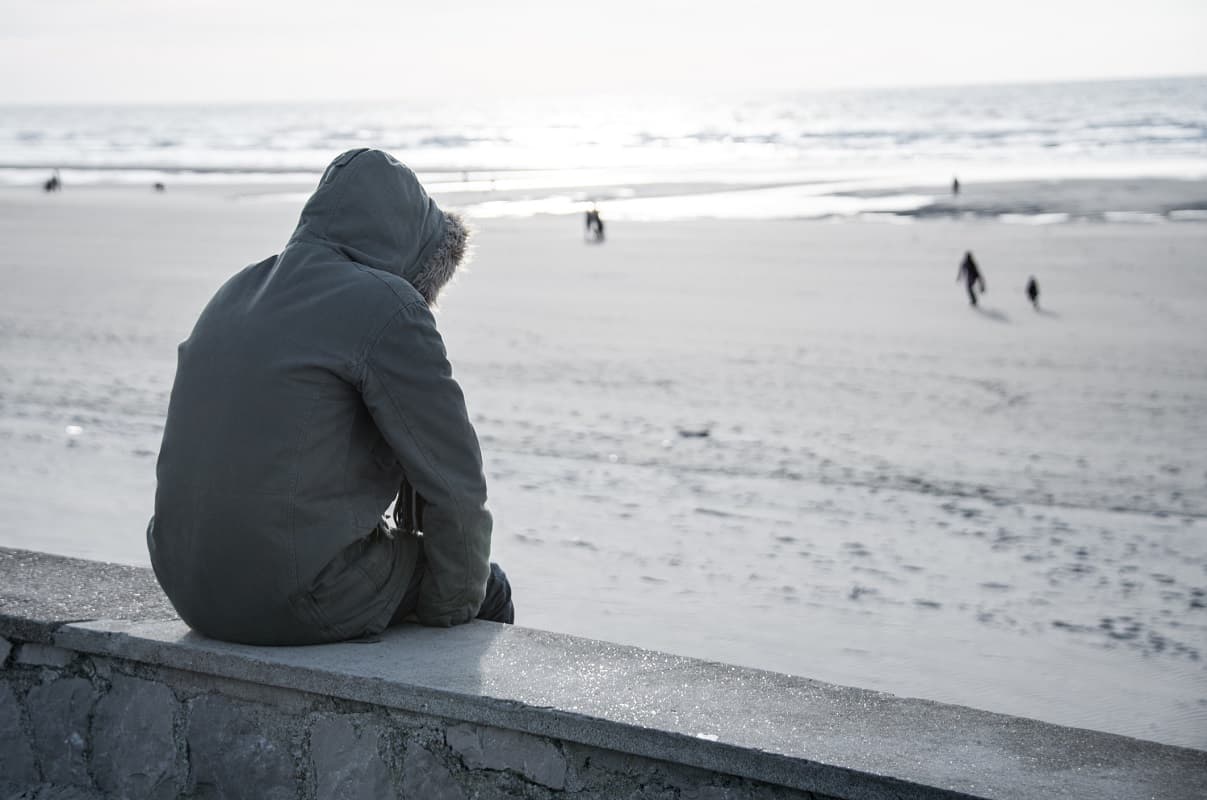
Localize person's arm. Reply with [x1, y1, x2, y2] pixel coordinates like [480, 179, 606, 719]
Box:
[359, 301, 492, 627]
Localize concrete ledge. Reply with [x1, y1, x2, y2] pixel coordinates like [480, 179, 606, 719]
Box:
[3, 548, 1204, 799]
[0, 547, 175, 644]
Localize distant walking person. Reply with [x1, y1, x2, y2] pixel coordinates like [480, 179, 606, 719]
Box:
[956, 251, 985, 306]
[1026, 276, 1040, 310]
[952, 176, 960, 196]
[584, 205, 605, 242]
[43, 170, 61, 193]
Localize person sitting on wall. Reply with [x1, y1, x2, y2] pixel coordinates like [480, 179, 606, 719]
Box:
[147, 148, 512, 646]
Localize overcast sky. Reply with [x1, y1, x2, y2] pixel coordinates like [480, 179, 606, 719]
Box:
[2, 1, 1204, 103]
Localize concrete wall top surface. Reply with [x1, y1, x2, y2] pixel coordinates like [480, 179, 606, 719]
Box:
[2, 547, 1204, 800]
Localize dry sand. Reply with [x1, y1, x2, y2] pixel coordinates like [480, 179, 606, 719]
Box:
[0, 185, 1204, 747]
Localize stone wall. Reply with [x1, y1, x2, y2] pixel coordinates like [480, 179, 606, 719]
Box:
[2, 548, 1203, 800]
[0, 634, 824, 800]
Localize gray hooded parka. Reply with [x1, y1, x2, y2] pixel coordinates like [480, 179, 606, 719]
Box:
[148, 149, 491, 645]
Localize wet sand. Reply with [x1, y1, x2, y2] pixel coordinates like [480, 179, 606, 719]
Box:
[0, 185, 1204, 747]
[846, 176, 1207, 221]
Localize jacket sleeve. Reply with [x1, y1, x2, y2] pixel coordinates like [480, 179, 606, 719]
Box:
[359, 301, 492, 627]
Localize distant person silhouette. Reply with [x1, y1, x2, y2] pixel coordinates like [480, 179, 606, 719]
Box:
[584, 206, 604, 242]
[956, 251, 985, 306]
[1026, 276, 1040, 310]
[43, 170, 61, 193]
[952, 176, 960, 196]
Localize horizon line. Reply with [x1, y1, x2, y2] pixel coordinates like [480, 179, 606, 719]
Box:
[1, 72, 1203, 108]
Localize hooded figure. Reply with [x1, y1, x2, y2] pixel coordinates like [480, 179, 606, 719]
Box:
[148, 149, 498, 645]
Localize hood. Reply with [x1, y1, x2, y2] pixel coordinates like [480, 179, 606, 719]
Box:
[290, 148, 469, 304]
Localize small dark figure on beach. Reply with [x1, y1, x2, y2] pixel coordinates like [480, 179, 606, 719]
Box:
[952, 176, 960, 196]
[1026, 276, 1040, 309]
[956, 251, 985, 306]
[584, 206, 605, 242]
[43, 170, 61, 192]
[148, 149, 512, 646]
[153, 182, 165, 192]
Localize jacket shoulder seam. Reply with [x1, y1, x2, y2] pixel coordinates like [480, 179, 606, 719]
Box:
[356, 262, 422, 301]
[351, 268, 427, 368]
[355, 300, 428, 369]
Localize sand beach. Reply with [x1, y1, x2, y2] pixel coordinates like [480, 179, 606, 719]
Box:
[1, 176, 1204, 747]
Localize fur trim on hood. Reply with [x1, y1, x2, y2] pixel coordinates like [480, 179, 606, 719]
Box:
[290, 149, 472, 306]
[413, 211, 472, 306]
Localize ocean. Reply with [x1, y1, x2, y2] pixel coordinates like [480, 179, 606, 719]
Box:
[2, 76, 1206, 220]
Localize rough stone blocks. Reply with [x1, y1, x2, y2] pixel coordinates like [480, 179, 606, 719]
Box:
[4, 786, 107, 799]
[310, 715, 391, 800]
[0, 682, 40, 791]
[90, 675, 181, 800]
[14, 644, 75, 669]
[402, 743, 465, 800]
[446, 722, 568, 790]
[186, 694, 297, 800]
[27, 677, 94, 787]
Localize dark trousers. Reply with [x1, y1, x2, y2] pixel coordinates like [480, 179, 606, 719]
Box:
[389, 545, 514, 626]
